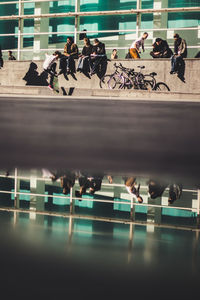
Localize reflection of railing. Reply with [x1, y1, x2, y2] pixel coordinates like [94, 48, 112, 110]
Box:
[0, 169, 199, 223]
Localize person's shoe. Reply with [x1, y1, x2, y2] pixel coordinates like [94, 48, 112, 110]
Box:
[48, 85, 53, 91]
[170, 71, 175, 74]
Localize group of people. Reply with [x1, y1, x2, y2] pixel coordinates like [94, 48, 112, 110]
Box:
[42, 169, 182, 206]
[128, 32, 188, 80]
[43, 36, 107, 91]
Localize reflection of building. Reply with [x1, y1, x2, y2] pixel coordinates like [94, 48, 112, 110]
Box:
[0, 0, 199, 59]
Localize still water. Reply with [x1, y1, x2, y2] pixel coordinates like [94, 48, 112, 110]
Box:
[0, 210, 199, 297]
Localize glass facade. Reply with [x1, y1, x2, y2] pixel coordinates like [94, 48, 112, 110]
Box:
[0, 0, 199, 60]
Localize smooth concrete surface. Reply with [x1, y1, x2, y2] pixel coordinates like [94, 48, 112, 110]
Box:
[0, 59, 200, 93]
[0, 95, 200, 185]
[0, 210, 200, 297]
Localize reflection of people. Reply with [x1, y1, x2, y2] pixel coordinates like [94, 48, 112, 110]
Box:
[111, 49, 118, 59]
[129, 32, 148, 59]
[124, 177, 143, 203]
[150, 38, 173, 58]
[168, 183, 182, 205]
[170, 33, 187, 81]
[75, 172, 104, 198]
[8, 50, 16, 60]
[0, 45, 3, 68]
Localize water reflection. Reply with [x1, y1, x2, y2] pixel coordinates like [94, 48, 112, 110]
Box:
[0, 168, 199, 229]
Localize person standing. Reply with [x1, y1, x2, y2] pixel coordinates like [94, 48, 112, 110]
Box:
[170, 33, 187, 80]
[43, 50, 61, 90]
[129, 32, 148, 59]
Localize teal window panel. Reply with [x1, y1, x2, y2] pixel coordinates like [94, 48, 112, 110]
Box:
[168, 12, 200, 28]
[135, 205, 148, 214]
[49, 17, 75, 44]
[162, 207, 197, 218]
[141, 13, 153, 29]
[11, 189, 30, 201]
[168, 0, 200, 8]
[114, 198, 130, 212]
[23, 19, 34, 47]
[52, 193, 70, 205]
[80, 0, 136, 12]
[23, 2, 35, 15]
[0, 20, 18, 49]
[0, 4, 18, 17]
[141, 0, 154, 9]
[50, 0, 75, 13]
[75, 194, 94, 208]
[74, 220, 92, 237]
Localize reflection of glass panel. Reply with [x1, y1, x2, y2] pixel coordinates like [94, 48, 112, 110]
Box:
[0, 20, 18, 49]
[49, 17, 75, 44]
[141, 14, 153, 29]
[23, 2, 35, 15]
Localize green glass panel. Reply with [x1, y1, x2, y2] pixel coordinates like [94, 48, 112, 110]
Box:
[168, 0, 200, 8]
[49, 17, 75, 44]
[141, 0, 154, 9]
[168, 12, 199, 28]
[50, 0, 75, 13]
[141, 13, 153, 29]
[0, 3, 18, 16]
[80, 0, 137, 12]
[23, 19, 34, 47]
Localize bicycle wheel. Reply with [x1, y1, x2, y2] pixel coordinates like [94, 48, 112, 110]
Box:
[155, 82, 170, 91]
[99, 75, 112, 89]
[109, 74, 124, 89]
[142, 80, 153, 91]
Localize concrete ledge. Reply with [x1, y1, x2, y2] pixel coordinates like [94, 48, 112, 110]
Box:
[0, 85, 53, 96]
[0, 59, 200, 94]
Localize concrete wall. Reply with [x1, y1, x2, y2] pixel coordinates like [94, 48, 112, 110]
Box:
[0, 59, 200, 93]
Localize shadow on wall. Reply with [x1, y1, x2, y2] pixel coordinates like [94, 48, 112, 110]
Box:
[23, 62, 49, 86]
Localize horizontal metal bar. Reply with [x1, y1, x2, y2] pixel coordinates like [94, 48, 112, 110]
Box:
[0, 189, 197, 212]
[0, 26, 199, 37]
[0, 7, 200, 20]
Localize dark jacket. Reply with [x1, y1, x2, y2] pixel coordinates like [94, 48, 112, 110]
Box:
[64, 42, 79, 58]
[152, 40, 173, 57]
[174, 37, 187, 58]
[82, 44, 93, 56]
[92, 42, 106, 55]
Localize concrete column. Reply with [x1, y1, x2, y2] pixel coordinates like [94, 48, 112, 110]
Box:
[136, 0, 141, 39]
[75, 0, 80, 44]
[33, 2, 50, 60]
[17, 0, 24, 61]
[153, 0, 168, 41]
[14, 168, 20, 209]
[147, 197, 162, 225]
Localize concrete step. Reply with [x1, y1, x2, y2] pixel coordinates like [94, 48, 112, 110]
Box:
[0, 85, 54, 96]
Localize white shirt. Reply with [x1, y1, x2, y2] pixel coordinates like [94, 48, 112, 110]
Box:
[130, 37, 144, 50]
[43, 54, 57, 70]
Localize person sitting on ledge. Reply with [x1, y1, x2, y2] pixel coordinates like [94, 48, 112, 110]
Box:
[150, 38, 173, 58]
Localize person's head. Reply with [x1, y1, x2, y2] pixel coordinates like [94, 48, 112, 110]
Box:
[112, 49, 117, 54]
[155, 38, 162, 45]
[67, 36, 73, 44]
[8, 50, 12, 56]
[173, 33, 180, 41]
[142, 32, 148, 40]
[137, 196, 143, 203]
[53, 50, 62, 58]
[94, 38, 100, 45]
[83, 37, 91, 46]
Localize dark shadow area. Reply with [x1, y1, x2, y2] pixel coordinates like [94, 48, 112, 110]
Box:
[60, 87, 67, 95]
[68, 87, 75, 95]
[23, 62, 50, 86]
